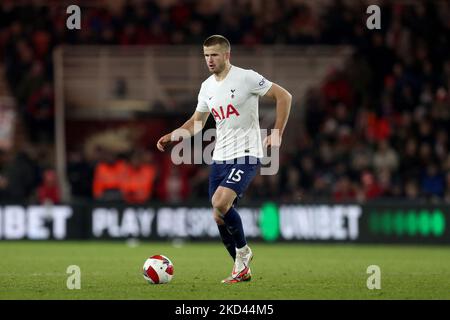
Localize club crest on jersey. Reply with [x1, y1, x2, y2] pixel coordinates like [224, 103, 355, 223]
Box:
[211, 104, 240, 121]
[231, 89, 236, 99]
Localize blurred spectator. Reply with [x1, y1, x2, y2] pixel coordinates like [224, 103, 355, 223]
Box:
[247, 174, 267, 200]
[0, 150, 9, 201]
[298, 156, 314, 191]
[2, 146, 40, 202]
[156, 154, 192, 203]
[399, 138, 421, 181]
[265, 174, 282, 200]
[321, 69, 353, 110]
[377, 168, 401, 198]
[373, 140, 399, 173]
[421, 163, 445, 198]
[121, 150, 157, 204]
[37, 168, 60, 204]
[434, 128, 449, 163]
[25, 82, 54, 143]
[67, 150, 94, 200]
[404, 179, 420, 200]
[16, 61, 45, 109]
[92, 150, 127, 201]
[359, 171, 383, 201]
[350, 141, 372, 173]
[189, 165, 210, 200]
[0, 174, 7, 200]
[312, 175, 330, 200]
[444, 172, 450, 203]
[365, 112, 391, 142]
[333, 175, 356, 202]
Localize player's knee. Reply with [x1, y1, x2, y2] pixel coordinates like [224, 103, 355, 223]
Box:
[213, 212, 224, 225]
[211, 194, 232, 215]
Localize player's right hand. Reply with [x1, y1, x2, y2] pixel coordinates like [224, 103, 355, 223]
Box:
[156, 134, 172, 152]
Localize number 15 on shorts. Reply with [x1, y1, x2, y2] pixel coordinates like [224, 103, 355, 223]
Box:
[226, 169, 244, 184]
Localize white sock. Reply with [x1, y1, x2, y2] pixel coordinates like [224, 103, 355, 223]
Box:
[236, 244, 249, 253]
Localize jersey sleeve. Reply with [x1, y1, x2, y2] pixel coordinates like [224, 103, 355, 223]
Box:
[196, 84, 209, 112]
[246, 70, 273, 96]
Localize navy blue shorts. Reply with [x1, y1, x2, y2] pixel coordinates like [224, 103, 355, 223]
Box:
[209, 156, 261, 201]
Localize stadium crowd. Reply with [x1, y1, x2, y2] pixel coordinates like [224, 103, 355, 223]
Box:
[0, 0, 449, 204]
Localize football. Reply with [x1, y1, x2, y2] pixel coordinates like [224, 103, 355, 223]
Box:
[143, 255, 174, 284]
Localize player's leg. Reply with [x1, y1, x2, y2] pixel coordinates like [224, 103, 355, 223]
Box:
[212, 186, 253, 283]
[213, 213, 236, 261]
[214, 156, 260, 251]
[212, 156, 260, 283]
[211, 187, 246, 249]
[209, 162, 236, 261]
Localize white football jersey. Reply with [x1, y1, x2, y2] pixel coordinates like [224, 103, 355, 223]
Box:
[196, 65, 273, 161]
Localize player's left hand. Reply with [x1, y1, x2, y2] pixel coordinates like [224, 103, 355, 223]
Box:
[156, 134, 173, 152]
[263, 133, 282, 148]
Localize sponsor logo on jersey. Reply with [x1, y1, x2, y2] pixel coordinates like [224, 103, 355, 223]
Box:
[211, 104, 240, 121]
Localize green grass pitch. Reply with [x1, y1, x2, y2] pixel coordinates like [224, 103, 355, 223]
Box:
[0, 241, 449, 299]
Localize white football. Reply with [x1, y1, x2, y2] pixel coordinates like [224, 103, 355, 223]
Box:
[143, 255, 174, 284]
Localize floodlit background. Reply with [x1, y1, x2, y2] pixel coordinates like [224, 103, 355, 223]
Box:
[0, 0, 450, 301]
[1, 0, 449, 206]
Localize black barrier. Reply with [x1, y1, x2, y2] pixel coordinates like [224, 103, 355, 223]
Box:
[0, 202, 448, 243]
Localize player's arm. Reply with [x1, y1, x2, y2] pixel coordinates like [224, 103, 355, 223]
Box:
[263, 83, 292, 147]
[156, 111, 210, 152]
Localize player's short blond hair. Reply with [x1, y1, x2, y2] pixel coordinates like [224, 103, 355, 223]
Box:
[203, 35, 231, 52]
